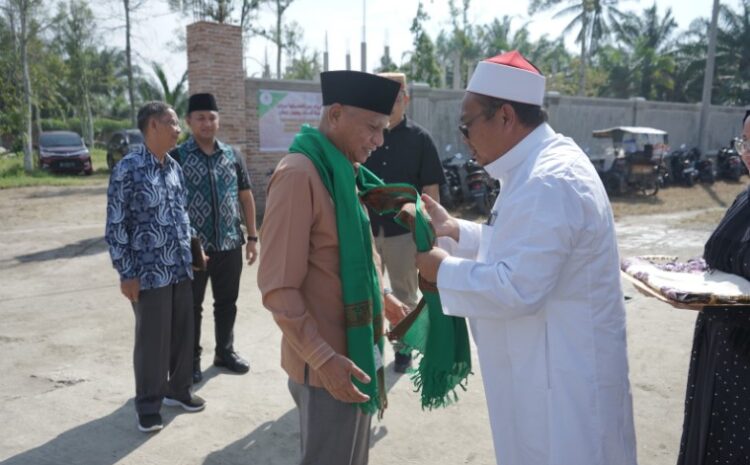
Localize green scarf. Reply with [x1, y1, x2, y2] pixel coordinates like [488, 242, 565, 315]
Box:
[360, 184, 472, 409]
[289, 125, 386, 416]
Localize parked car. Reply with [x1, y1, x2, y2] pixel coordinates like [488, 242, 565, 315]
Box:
[106, 129, 144, 169]
[37, 131, 92, 175]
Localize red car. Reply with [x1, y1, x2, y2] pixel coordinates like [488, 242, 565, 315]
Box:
[37, 131, 93, 175]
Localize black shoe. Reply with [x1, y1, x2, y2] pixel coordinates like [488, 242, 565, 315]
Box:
[394, 352, 412, 374]
[213, 351, 250, 374]
[163, 393, 206, 412]
[192, 357, 202, 384]
[137, 413, 163, 433]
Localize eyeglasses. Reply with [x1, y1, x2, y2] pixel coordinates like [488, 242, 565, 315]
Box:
[734, 137, 750, 154]
[458, 113, 485, 139]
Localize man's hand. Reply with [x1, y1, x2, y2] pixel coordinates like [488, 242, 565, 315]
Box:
[384, 293, 409, 327]
[317, 354, 371, 403]
[415, 247, 449, 283]
[421, 193, 459, 241]
[121, 278, 140, 303]
[246, 241, 258, 265]
[192, 251, 209, 271]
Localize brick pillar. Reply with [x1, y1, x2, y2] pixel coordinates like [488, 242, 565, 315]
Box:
[186, 22, 246, 148]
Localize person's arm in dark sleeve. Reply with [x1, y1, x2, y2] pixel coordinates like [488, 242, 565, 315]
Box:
[419, 131, 445, 202]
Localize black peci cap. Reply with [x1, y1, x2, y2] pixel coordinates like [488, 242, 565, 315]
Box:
[320, 71, 401, 116]
[187, 93, 219, 113]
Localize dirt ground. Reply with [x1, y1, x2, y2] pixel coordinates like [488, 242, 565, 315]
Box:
[0, 180, 746, 465]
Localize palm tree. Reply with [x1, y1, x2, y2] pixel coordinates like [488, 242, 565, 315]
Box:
[612, 3, 678, 99]
[138, 62, 188, 114]
[713, 0, 750, 105]
[529, 0, 627, 95]
[473, 17, 572, 93]
[670, 21, 708, 102]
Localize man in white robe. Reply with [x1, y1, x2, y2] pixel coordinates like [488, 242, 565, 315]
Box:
[415, 50, 638, 465]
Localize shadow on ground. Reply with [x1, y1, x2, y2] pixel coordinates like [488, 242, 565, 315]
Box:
[609, 192, 665, 207]
[0, 402, 155, 465]
[698, 183, 729, 208]
[14, 237, 107, 263]
[24, 185, 108, 199]
[203, 361, 406, 465]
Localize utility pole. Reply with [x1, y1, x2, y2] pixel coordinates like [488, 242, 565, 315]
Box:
[698, 0, 720, 152]
[360, 0, 367, 72]
[323, 31, 329, 72]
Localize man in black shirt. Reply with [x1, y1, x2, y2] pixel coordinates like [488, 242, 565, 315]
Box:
[363, 72, 445, 373]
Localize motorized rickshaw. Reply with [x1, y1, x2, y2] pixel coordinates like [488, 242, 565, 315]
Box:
[587, 126, 669, 196]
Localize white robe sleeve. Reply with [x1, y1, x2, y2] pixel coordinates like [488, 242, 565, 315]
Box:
[437, 176, 582, 320]
[436, 218, 483, 259]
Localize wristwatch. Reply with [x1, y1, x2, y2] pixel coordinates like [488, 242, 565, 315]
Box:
[247, 235, 258, 242]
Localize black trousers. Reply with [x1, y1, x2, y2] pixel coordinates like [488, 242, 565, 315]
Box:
[192, 247, 243, 359]
[131, 279, 193, 414]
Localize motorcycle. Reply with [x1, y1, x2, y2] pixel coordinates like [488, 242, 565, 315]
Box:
[439, 148, 466, 209]
[716, 143, 743, 182]
[668, 147, 699, 187]
[687, 147, 715, 184]
[464, 158, 500, 215]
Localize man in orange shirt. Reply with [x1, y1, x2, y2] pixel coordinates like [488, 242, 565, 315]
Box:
[258, 71, 408, 465]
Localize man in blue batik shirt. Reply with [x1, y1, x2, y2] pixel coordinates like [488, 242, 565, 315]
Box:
[106, 101, 206, 434]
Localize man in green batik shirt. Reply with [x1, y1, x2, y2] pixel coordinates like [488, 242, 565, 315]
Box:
[170, 93, 258, 383]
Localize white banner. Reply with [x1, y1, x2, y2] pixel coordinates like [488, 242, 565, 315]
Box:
[258, 89, 322, 152]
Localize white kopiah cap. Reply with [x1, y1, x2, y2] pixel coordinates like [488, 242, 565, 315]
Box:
[467, 50, 546, 106]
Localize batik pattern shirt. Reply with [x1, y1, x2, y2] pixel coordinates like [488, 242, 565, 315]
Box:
[171, 137, 251, 252]
[105, 144, 194, 290]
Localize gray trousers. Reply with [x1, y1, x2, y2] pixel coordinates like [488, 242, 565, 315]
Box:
[131, 279, 194, 415]
[374, 231, 419, 353]
[373, 232, 419, 310]
[288, 370, 372, 465]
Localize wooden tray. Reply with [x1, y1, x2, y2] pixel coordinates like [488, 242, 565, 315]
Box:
[621, 271, 704, 311]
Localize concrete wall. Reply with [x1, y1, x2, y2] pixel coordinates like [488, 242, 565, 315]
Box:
[409, 89, 747, 159]
[184, 21, 747, 216]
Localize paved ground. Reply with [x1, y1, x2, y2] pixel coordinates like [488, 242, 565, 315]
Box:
[0, 183, 720, 465]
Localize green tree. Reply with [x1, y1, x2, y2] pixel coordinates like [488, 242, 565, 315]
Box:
[2, 0, 44, 170]
[612, 3, 678, 100]
[54, 0, 100, 146]
[138, 62, 188, 115]
[713, 0, 750, 105]
[529, 0, 627, 96]
[473, 17, 572, 93]
[168, 0, 260, 28]
[284, 47, 320, 80]
[261, 0, 297, 79]
[670, 19, 709, 103]
[436, 0, 481, 89]
[403, 1, 441, 88]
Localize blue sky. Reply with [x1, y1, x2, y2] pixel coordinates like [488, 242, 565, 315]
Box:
[94, 0, 718, 85]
